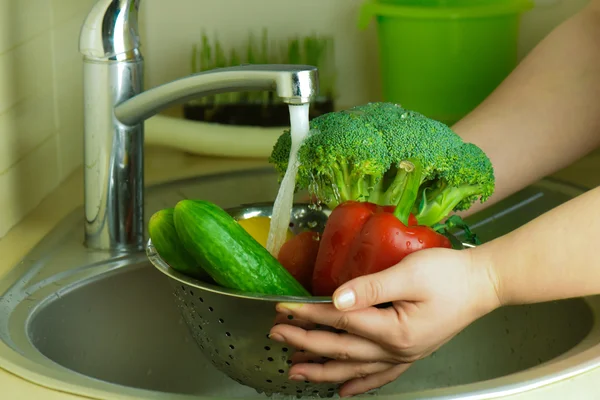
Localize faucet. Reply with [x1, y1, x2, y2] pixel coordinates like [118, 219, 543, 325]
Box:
[78, 0, 319, 252]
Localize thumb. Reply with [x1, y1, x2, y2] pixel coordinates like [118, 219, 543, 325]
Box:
[332, 263, 421, 311]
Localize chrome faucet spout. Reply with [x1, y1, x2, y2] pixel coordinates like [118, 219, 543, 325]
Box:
[115, 64, 318, 126]
[79, 1, 320, 252]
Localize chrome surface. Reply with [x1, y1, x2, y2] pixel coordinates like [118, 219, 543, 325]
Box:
[79, 0, 142, 61]
[115, 66, 319, 126]
[0, 168, 599, 400]
[78, 0, 319, 252]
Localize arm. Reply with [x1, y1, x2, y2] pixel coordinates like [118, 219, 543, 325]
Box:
[453, 0, 600, 214]
[475, 184, 600, 306]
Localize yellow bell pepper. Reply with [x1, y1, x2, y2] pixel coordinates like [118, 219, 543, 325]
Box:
[237, 216, 294, 248]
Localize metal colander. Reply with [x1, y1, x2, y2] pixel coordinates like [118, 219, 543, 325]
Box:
[147, 203, 341, 397]
[148, 202, 468, 397]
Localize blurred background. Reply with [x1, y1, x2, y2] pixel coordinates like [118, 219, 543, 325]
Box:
[0, 0, 591, 237]
[140, 0, 589, 124]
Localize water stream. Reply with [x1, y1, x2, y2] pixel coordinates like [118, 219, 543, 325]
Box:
[266, 103, 311, 257]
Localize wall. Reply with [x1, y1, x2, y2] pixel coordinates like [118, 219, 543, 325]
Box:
[0, 0, 95, 238]
[141, 0, 383, 110]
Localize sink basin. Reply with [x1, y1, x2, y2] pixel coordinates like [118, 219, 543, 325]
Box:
[0, 167, 599, 400]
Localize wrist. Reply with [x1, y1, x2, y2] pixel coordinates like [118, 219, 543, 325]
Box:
[465, 245, 503, 317]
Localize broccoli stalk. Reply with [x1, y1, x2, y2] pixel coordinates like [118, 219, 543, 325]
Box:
[415, 181, 487, 227]
[383, 159, 423, 226]
[322, 159, 376, 206]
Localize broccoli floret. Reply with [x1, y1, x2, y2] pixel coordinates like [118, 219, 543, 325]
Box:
[350, 103, 465, 207]
[305, 112, 392, 206]
[268, 102, 495, 227]
[269, 109, 391, 208]
[414, 142, 495, 226]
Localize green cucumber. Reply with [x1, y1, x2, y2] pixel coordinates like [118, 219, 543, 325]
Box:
[173, 199, 311, 297]
[148, 208, 211, 281]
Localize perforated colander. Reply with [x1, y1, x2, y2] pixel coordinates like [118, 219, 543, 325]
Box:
[147, 203, 341, 397]
[147, 202, 467, 397]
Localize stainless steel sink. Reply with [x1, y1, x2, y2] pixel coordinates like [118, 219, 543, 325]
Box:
[0, 167, 599, 400]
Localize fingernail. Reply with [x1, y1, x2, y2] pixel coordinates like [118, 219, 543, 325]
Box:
[268, 333, 285, 342]
[289, 374, 306, 381]
[334, 289, 356, 310]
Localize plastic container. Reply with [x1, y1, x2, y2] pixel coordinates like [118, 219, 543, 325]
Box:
[358, 0, 534, 125]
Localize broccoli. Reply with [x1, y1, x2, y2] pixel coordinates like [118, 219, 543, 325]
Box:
[268, 102, 495, 228]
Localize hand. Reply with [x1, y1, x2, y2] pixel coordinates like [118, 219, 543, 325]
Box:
[269, 247, 501, 397]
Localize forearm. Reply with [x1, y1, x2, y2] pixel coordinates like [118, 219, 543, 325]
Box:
[452, 1, 600, 214]
[472, 185, 600, 306]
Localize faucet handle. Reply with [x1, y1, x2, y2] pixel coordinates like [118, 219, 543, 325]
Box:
[79, 0, 141, 60]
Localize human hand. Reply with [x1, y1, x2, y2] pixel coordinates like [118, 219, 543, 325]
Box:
[269, 247, 501, 397]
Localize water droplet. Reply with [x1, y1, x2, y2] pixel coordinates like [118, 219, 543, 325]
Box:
[307, 221, 317, 228]
[331, 184, 341, 203]
[401, 112, 409, 119]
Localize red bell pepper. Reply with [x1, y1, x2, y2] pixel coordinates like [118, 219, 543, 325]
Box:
[311, 201, 451, 296]
[311, 201, 377, 296]
[338, 208, 452, 286]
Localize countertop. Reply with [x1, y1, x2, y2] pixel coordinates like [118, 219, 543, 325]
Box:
[1, 145, 600, 400]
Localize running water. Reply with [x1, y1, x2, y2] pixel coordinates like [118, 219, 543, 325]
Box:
[266, 103, 311, 258]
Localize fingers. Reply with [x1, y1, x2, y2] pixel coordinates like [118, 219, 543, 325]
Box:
[332, 261, 424, 311]
[272, 312, 316, 330]
[275, 302, 400, 343]
[288, 360, 396, 384]
[269, 323, 391, 363]
[289, 351, 329, 365]
[339, 363, 411, 397]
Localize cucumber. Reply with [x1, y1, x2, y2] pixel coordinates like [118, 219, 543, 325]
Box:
[173, 199, 311, 297]
[148, 208, 211, 281]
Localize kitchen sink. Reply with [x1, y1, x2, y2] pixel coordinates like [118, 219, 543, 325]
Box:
[0, 167, 599, 400]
